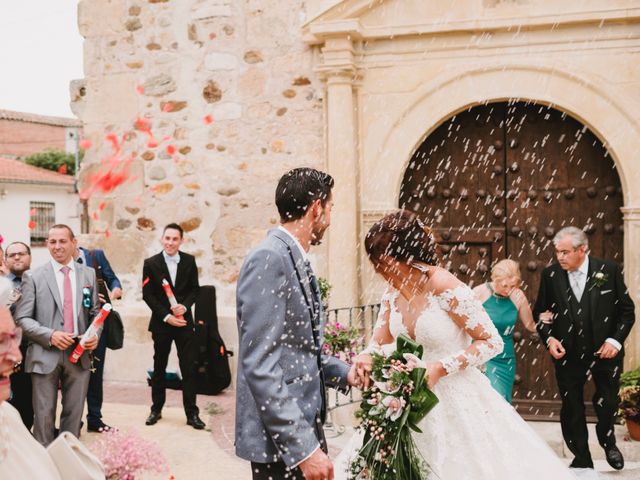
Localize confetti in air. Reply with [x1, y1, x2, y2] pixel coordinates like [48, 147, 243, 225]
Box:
[57, 164, 68, 174]
[204, 114, 213, 125]
[136, 85, 145, 94]
[79, 139, 92, 150]
[79, 131, 135, 202]
[28, 220, 37, 230]
[166, 145, 176, 155]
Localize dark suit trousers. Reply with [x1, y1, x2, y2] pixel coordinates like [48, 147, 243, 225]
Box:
[8, 342, 33, 430]
[151, 326, 198, 416]
[555, 354, 621, 467]
[87, 319, 109, 425]
[250, 462, 304, 480]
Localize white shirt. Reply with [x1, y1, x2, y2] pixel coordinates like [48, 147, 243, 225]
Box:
[161, 251, 181, 323]
[162, 251, 180, 285]
[278, 226, 309, 262]
[50, 258, 78, 336]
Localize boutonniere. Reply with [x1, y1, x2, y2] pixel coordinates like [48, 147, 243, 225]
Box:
[82, 285, 92, 308]
[590, 272, 608, 289]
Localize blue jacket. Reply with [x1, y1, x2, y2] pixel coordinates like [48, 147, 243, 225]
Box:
[79, 247, 122, 292]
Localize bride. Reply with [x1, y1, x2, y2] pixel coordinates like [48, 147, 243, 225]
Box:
[335, 210, 576, 480]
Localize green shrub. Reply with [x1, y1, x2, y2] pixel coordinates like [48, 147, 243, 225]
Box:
[24, 149, 81, 175]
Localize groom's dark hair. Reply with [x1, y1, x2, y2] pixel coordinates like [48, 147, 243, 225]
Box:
[275, 168, 334, 222]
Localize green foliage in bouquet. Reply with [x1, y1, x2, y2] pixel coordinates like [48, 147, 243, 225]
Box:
[349, 334, 439, 480]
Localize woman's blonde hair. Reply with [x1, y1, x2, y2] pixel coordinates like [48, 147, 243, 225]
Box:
[491, 259, 522, 284]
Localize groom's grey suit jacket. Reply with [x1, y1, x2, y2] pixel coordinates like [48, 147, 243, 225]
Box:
[235, 228, 350, 467]
[15, 261, 100, 373]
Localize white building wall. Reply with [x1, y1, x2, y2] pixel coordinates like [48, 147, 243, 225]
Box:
[0, 183, 81, 268]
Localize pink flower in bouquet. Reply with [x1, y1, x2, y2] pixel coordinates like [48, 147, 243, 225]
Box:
[382, 395, 406, 421]
[89, 429, 169, 480]
[402, 353, 426, 371]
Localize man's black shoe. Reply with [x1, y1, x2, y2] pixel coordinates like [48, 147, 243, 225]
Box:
[145, 411, 162, 426]
[569, 458, 594, 469]
[186, 414, 206, 430]
[87, 421, 114, 433]
[604, 445, 624, 470]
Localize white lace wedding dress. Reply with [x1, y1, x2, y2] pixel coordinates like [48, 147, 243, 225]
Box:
[334, 285, 576, 480]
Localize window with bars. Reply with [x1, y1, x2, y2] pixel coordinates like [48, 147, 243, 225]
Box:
[29, 201, 55, 246]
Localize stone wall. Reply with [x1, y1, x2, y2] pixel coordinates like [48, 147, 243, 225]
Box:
[75, 0, 327, 382]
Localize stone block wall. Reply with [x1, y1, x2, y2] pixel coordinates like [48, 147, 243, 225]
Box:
[75, 0, 327, 382]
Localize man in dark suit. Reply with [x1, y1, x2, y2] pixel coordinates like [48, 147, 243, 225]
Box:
[142, 223, 204, 429]
[5, 241, 33, 429]
[76, 246, 122, 433]
[534, 226, 635, 473]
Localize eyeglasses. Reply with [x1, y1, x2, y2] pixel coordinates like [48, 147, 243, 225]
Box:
[0, 327, 22, 356]
[6, 251, 29, 259]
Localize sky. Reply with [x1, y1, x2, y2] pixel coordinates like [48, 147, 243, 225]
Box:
[0, 1, 83, 118]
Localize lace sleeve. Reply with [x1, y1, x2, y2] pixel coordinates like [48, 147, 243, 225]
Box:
[436, 285, 504, 375]
[362, 288, 396, 356]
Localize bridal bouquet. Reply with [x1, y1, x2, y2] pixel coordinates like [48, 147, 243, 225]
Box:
[349, 334, 439, 480]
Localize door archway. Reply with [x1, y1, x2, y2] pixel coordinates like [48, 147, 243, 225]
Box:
[399, 101, 624, 418]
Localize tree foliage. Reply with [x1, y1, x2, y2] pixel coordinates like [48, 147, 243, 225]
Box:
[24, 149, 81, 176]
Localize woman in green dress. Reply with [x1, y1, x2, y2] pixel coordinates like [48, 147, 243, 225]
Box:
[473, 259, 536, 403]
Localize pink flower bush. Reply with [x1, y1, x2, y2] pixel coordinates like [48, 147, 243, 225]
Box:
[323, 321, 363, 364]
[89, 429, 169, 480]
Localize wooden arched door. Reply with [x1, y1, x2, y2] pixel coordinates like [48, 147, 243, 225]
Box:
[399, 101, 624, 419]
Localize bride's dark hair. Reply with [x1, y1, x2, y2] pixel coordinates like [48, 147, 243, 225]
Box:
[364, 210, 438, 267]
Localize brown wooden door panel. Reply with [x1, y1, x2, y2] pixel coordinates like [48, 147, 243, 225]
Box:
[400, 101, 624, 420]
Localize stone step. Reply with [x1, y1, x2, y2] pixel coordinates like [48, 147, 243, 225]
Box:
[528, 421, 640, 462]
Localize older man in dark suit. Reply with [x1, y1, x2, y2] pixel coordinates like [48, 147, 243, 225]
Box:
[534, 226, 635, 474]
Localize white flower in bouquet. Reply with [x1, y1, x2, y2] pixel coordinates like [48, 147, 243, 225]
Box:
[374, 380, 400, 395]
[382, 395, 406, 421]
[402, 352, 427, 371]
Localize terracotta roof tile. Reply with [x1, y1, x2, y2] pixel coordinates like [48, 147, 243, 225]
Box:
[0, 157, 75, 186]
[0, 109, 81, 128]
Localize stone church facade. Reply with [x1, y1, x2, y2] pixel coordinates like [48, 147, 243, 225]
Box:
[75, 0, 640, 396]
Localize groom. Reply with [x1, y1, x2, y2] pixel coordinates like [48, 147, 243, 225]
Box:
[235, 167, 358, 480]
[534, 226, 635, 473]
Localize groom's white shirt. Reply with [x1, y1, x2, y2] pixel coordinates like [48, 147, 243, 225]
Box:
[278, 225, 309, 261]
[277, 225, 320, 467]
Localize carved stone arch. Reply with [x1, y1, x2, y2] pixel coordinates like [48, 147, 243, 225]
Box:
[363, 63, 640, 211]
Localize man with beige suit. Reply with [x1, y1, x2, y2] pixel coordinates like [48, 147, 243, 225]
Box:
[15, 225, 101, 445]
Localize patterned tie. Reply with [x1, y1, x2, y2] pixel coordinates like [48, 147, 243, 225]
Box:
[61, 266, 74, 333]
[570, 270, 584, 301]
